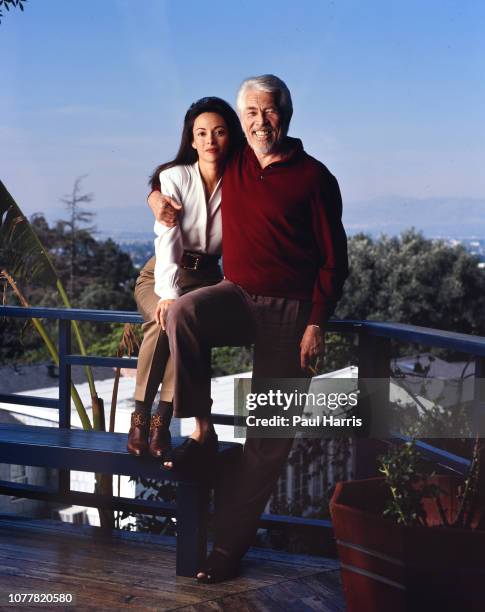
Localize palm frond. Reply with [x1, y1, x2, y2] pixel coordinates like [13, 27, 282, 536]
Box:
[0, 181, 98, 418]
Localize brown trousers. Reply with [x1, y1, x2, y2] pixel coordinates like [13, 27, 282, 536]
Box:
[165, 279, 311, 559]
[134, 256, 222, 407]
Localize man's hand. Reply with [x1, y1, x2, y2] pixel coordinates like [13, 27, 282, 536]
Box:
[147, 191, 182, 227]
[300, 325, 325, 373]
[155, 298, 176, 330]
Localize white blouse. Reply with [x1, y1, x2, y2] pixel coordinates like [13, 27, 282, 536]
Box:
[154, 162, 222, 299]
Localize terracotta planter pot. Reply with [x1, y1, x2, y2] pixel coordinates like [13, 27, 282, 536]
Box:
[330, 476, 485, 612]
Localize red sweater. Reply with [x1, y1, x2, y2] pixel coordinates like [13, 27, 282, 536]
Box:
[221, 139, 348, 325]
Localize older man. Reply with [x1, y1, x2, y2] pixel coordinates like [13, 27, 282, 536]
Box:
[148, 74, 348, 581]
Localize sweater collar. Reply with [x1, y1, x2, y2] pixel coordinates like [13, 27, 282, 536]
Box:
[244, 136, 305, 170]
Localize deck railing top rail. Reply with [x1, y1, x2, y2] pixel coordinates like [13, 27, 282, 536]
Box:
[2, 305, 485, 356]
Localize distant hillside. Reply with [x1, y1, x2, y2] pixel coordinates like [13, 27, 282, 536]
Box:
[343, 196, 485, 237]
[37, 196, 485, 241]
[100, 195, 485, 240]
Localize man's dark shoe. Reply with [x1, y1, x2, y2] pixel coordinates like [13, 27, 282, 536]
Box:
[196, 549, 240, 584]
[127, 412, 149, 456]
[149, 413, 172, 458]
[163, 430, 218, 473]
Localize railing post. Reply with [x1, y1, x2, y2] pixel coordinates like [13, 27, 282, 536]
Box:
[475, 357, 485, 415]
[58, 318, 71, 429]
[475, 357, 485, 500]
[176, 481, 209, 576]
[58, 318, 71, 493]
[353, 329, 391, 479]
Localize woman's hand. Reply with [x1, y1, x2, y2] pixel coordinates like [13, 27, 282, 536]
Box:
[147, 191, 182, 227]
[300, 325, 325, 373]
[155, 299, 176, 330]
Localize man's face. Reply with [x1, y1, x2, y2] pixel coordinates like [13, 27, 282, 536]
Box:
[241, 90, 283, 156]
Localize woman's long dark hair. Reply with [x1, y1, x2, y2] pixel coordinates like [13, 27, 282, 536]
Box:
[149, 97, 244, 191]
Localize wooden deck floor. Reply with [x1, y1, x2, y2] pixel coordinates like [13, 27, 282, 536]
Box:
[0, 514, 345, 611]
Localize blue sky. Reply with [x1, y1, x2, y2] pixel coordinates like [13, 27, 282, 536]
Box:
[1, 0, 484, 236]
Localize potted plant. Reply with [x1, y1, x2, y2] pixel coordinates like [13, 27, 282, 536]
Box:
[329, 437, 485, 612]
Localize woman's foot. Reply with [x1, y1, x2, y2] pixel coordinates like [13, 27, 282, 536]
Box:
[196, 549, 240, 584]
[127, 412, 149, 456]
[148, 413, 172, 458]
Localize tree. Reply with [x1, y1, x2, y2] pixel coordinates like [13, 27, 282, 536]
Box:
[0, 0, 27, 24]
[0, 181, 94, 426]
[30, 177, 138, 312]
[335, 229, 485, 336]
[318, 229, 485, 374]
[0, 182, 138, 363]
[59, 176, 95, 300]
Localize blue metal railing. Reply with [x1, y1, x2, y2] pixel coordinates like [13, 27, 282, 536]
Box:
[1, 305, 484, 532]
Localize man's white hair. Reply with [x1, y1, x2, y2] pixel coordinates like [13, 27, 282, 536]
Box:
[236, 74, 293, 135]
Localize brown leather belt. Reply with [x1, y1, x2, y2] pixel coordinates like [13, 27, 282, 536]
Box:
[180, 250, 220, 271]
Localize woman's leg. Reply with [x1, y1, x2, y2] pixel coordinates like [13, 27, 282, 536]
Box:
[129, 258, 172, 455]
[132, 259, 224, 456]
[134, 258, 171, 412]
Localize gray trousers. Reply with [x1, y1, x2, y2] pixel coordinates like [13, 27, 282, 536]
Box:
[165, 279, 311, 558]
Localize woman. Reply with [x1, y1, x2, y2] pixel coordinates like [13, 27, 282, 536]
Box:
[128, 97, 244, 463]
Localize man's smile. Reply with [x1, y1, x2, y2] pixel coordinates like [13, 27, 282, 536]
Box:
[254, 129, 273, 140]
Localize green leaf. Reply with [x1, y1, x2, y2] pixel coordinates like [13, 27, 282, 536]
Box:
[0, 181, 95, 428]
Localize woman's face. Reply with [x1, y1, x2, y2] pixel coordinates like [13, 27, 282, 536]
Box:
[192, 112, 229, 164]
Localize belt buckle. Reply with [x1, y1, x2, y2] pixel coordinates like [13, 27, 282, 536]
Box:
[184, 252, 200, 271]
